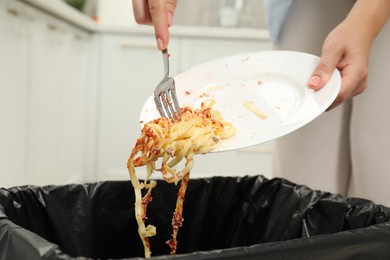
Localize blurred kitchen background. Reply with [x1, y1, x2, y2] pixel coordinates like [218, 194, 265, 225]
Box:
[0, 0, 273, 188]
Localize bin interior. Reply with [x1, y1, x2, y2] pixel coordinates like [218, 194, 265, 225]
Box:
[1, 175, 390, 259]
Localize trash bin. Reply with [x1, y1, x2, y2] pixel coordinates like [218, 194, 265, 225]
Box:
[1, 175, 390, 260]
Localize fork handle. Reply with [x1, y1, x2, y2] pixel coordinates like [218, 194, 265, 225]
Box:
[162, 49, 169, 77]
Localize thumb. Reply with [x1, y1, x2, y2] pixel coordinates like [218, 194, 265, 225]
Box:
[308, 48, 341, 91]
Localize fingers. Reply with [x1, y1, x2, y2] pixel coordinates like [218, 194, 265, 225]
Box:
[326, 80, 366, 111]
[165, 0, 177, 26]
[132, 0, 177, 50]
[132, 0, 152, 25]
[308, 46, 342, 91]
[326, 64, 368, 111]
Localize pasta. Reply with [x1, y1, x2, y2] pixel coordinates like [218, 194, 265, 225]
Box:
[244, 101, 268, 120]
[127, 100, 235, 258]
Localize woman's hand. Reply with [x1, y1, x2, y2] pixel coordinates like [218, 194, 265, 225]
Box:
[308, 20, 370, 110]
[307, 0, 390, 110]
[132, 0, 178, 50]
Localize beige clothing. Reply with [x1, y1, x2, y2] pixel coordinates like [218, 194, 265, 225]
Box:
[272, 0, 390, 205]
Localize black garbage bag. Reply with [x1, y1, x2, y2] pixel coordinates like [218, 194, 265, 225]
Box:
[1, 175, 390, 260]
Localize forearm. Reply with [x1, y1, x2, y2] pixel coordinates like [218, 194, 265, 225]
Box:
[345, 0, 390, 42]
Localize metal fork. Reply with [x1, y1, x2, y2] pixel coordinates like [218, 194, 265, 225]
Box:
[154, 49, 182, 120]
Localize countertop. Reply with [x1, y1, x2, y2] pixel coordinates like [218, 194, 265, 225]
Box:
[18, 0, 270, 41]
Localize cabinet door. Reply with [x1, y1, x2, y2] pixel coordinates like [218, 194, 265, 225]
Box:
[0, 2, 31, 187]
[26, 12, 93, 185]
[0, 1, 94, 187]
[96, 34, 179, 181]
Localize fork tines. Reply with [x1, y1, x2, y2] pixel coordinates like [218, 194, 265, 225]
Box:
[154, 49, 182, 121]
[154, 80, 181, 121]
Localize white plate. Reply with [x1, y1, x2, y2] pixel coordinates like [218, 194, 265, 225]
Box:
[140, 51, 341, 152]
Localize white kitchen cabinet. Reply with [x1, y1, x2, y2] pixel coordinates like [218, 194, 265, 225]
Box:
[27, 12, 94, 185]
[0, 0, 95, 187]
[0, 0, 31, 187]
